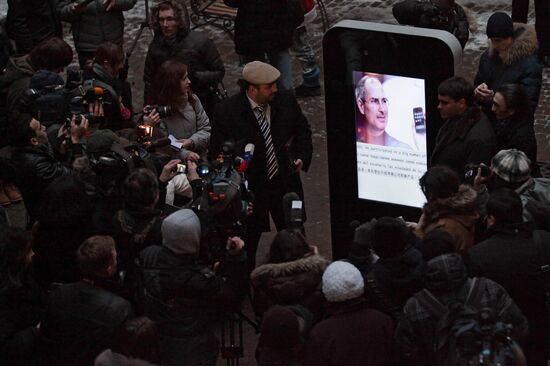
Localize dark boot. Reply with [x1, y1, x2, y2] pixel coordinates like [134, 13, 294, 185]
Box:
[295, 66, 321, 97]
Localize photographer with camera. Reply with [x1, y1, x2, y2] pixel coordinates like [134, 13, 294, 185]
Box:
[9, 112, 89, 224]
[139, 209, 248, 366]
[82, 42, 133, 131]
[0, 37, 73, 120]
[144, 59, 211, 162]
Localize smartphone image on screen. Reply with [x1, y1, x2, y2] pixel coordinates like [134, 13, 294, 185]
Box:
[413, 107, 426, 133]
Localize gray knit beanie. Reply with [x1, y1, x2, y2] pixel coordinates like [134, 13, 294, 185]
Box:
[322, 261, 364, 302]
[162, 209, 201, 255]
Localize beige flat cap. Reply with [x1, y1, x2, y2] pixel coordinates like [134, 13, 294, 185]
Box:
[242, 61, 280, 85]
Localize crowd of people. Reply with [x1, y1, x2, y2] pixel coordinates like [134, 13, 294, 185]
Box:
[0, 0, 549, 365]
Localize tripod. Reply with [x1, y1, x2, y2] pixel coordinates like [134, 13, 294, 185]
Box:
[126, 0, 154, 63]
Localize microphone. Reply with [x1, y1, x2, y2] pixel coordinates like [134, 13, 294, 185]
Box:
[146, 137, 171, 150]
[282, 192, 304, 230]
[237, 143, 255, 172]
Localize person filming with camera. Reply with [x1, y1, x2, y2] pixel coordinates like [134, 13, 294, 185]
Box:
[9, 112, 89, 224]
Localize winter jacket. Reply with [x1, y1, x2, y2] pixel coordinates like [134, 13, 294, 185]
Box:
[467, 226, 550, 346]
[11, 144, 73, 222]
[139, 246, 248, 366]
[224, 0, 304, 56]
[516, 177, 550, 222]
[417, 185, 479, 256]
[392, 0, 469, 48]
[250, 254, 329, 320]
[38, 280, 134, 366]
[430, 106, 496, 176]
[6, 0, 62, 53]
[474, 23, 542, 119]
[395, 253, 528, 366]
[304, 299, 396, 366]
[57, 0, 137, 53]
[153, 95, 211, 158]
[371, 245, 424, 310]
[143, 30, 224, 103]
[0, 54, 35, 117]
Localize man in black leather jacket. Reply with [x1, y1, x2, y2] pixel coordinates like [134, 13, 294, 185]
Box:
[143, 0, 225, 117]
[10, 112, 88, 223]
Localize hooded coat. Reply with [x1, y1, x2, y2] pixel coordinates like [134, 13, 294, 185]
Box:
[395, 253, 528, 366]
[57, 0, 137, 53]
[417, 185, 479, 256]
[250, 254, 329, 320]
[474, 23, 542, 118]
[143, 0, 225, 109]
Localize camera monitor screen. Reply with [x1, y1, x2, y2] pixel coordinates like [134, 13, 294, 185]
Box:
[354, 71, 427, 208]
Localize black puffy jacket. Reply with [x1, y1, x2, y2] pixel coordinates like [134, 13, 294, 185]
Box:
[6, 0, 62, 53]
[224, 0, 304, 56]
[57, 0, 136, 53]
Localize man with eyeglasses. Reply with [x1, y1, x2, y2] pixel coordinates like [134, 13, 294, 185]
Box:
[355, 76, 411, 149]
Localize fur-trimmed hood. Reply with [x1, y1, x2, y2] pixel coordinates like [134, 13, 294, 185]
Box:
[488, 23, 538, 66]
[421, 184, 478, 229]
[251, 254, 329, 286]
[149, 0, 191, 35]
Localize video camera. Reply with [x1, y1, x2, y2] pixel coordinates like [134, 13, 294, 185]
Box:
[187, 141, 253, 261]
[21, 78, 116, 128]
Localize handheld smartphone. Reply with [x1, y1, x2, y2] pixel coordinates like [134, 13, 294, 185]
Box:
[413, 107, 426, 133]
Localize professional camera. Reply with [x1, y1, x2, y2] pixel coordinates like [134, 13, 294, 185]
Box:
[20, 85, 69, 127]
[144, 105, 172, 118]
[188, 141, 252, 261]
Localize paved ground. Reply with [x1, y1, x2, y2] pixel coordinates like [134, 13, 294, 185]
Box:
[2, 1, 549, 364]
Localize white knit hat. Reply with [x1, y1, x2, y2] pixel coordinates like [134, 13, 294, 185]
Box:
[322, 261, 364, 302]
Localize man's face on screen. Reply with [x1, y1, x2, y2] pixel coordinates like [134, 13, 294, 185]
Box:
[359, 79, 388, 133]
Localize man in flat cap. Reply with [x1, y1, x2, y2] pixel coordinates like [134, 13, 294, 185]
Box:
[210, 61, 313, 269]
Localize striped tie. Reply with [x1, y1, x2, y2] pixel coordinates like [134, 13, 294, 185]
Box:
[255, 105, 279, 180]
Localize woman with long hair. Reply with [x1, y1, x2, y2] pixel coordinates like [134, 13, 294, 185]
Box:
[144, 59, 211, 161]
[491, 83, 539, 175]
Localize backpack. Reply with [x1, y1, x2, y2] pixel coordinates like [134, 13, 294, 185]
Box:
[414, 278, 524, 366]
